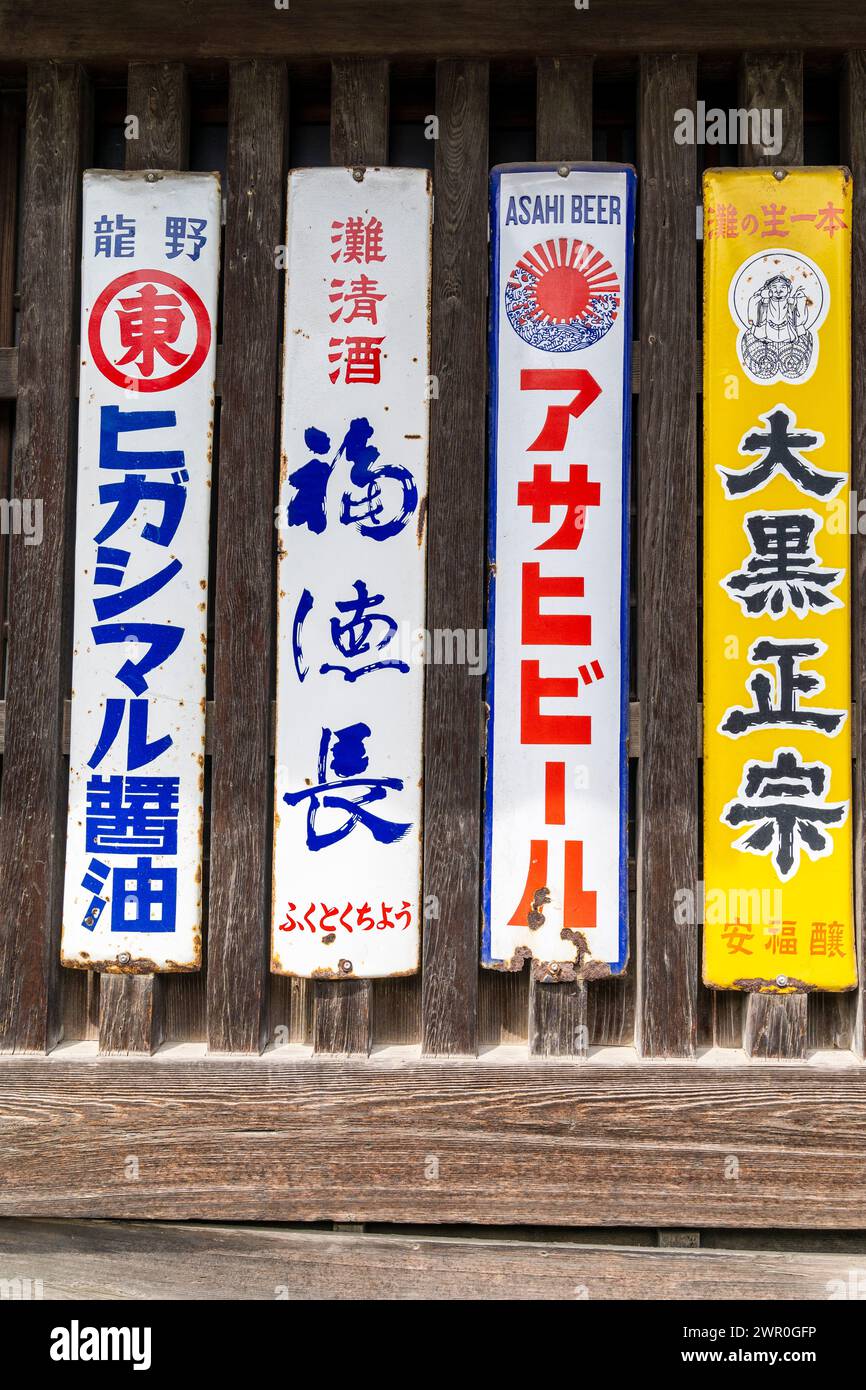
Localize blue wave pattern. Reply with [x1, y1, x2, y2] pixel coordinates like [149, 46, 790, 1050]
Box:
[505, 274, 619, 353]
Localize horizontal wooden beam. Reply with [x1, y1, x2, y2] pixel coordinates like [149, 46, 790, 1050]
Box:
[2, 1051, 866, 1225]
[0, 699, 653, 757]
[0, 1218, 858, 1299]
[0, 1, 862, 62]
[0, 342, 696, 401]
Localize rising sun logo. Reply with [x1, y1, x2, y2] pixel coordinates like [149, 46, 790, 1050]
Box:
[504, 238, 621, 352]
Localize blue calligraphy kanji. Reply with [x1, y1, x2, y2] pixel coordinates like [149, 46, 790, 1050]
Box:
[86, 774, 180, 855]
[165, 215, 208, 262]
[290, 579, 410, 683]
[283, 722, 411, 850]
[111, 857, 177, 933]
[94, 213, 136, 258]
[286, 418, 417, 541]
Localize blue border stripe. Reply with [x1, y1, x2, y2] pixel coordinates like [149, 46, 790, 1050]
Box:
[482, 162, 636, 976]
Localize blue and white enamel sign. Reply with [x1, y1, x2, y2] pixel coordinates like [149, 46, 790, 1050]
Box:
[62, 170, 220, 972]
[271, 168, 432, 979]
[483, 164, 635, 980]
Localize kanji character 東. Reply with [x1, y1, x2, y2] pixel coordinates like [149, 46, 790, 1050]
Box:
[114, 282, 189, 378]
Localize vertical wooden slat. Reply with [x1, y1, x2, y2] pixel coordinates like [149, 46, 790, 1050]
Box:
[844, 51, 866, 1059]
[419, 60, 488, 1057]
[527, 57, 593, 1057]
[207, 61, 287, 1054]
[0, 64, 84, 1052]
[97, 62, 189, 1055]
[636, 55, 699, 1058]
[0, 97, 18, 687]
[738, 53, 810, 1060]
[312, 58, 388, 1056]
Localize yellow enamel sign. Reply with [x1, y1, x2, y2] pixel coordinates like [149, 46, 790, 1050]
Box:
[703, 167, 856, 993]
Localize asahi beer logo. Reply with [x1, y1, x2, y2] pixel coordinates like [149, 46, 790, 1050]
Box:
[505, 238, 621, 352]
[729, 248, 829, 385]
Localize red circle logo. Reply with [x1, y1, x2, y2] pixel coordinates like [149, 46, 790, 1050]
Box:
[88, 268, 212, 393]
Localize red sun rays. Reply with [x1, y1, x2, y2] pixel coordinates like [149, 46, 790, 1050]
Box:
[510, 238, 620, 326]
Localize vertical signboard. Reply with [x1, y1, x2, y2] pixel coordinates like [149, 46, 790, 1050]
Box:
[483, 164, 635, 979]
[703, 168, 856, 993]
[62, 170, 220, 971]
[272, 168, 432, 980]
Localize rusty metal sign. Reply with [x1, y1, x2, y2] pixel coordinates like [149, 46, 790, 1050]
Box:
[483, 163, 635, 980]
[271, 167, 432, 979]
[703, 167, 856, 994]
[61, 170, 220, 972]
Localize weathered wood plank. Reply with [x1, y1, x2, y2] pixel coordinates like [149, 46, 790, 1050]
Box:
[636, 56, 699, 1058]
[421, 60, 488, 1057]
[0, 1218, 859, 1300]
[0, 64, 84, 1053]
[738, 53, 809, 1061]
[0, 95, 19, 782]
[206, 61, 286, 1054]
[743, 991, 808, 1061]
[2, 1, 865, 62]
[527, 57, 594, 1057]
[846, 53, 866, 1059]
[312, 59, 388, 1057]
[96, 62, 190, 1057]
[0, 345, 16, 398]
[3, 1053, 866, 1224]
[125, 61, 189, 168]
[97, 975, 164, 1055]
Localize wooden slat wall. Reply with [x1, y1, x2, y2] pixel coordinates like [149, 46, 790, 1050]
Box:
[1, 48, 863, 1065]
[97, 62, 190, 1056]
[420, 59, 488, 1056]
[528, 57, 593, 1058]
[736, 54, 810, 1061]
[636, 55, 699, 1058]
[207, 61, 287, 1053]
[0, 97, 18, 703]
[0, 63, 84, 1053]
[847, 53, 866, 1059]
[311, 58, 389, 1056]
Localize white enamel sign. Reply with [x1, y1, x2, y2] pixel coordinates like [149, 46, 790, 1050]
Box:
[483, 163, 635, 980]
[271, 167, 432, 979]
[61, 170, 220, 971]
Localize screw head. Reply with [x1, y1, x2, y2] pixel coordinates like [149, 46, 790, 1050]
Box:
[339, 959, 353, 974]
[145, 171, 158, 183]
[558, 164, 569, 178]
[118, 952, 131, 966]
[352, 167, 364, 182]
[773, 168, 786, 181]
[776, 974, 788, 988]
[549, 961, 560, 975]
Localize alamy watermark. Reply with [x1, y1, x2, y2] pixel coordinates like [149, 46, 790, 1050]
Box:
[0, 497, 42, 545]
[674, 102, 783, 157]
